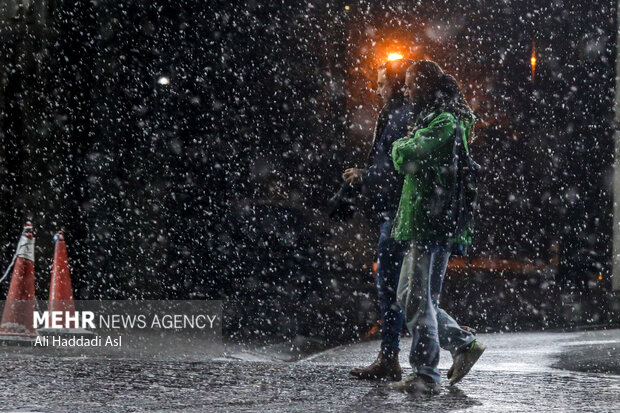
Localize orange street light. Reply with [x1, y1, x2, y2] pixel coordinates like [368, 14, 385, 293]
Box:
[530, 40, 537, 83]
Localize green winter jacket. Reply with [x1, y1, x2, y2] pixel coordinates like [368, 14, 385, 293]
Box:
[391, 110, 474, 243]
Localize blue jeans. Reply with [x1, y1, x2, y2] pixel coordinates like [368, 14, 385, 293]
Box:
[396, 242, 474, 383]
[377, 221, 474, 358]
[376, 220, 408, 353]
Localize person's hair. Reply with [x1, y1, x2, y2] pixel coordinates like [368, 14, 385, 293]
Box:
[378, 58, 414, 101]
[407, 60, 474, 122]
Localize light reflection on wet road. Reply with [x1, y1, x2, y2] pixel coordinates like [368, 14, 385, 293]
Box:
[0, 330, 618, 412]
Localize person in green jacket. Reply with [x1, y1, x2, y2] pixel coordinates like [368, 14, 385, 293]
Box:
[388, 60, 486, 394]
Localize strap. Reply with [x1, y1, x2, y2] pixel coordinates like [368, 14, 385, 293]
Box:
[456, 120, 470, 155]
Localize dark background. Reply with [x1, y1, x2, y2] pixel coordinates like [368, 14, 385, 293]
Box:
[0, 0, 618, 344]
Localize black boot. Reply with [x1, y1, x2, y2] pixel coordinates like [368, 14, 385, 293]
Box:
[350, 350, 402, 381]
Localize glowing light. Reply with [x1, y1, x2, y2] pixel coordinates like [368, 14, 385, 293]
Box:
[387, 53, 403, 61]
[530, 40, 536, 83]
[157, 76, 170, 85]
[598, 275, 603, 280]
[363, 321, 380, 339]
[344, 5, 350, 10]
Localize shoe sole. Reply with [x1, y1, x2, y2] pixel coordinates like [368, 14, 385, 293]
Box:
[449, 343, 486, 386]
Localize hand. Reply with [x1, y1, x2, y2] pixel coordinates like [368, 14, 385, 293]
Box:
[342, 168, 364, 185]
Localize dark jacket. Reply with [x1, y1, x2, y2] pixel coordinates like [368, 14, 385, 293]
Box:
[362, 98, 412, 219]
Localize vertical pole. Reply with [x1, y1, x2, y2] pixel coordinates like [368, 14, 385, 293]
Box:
[612, 0, 620, 291]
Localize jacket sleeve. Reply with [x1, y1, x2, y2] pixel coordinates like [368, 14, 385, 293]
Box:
[392, 112, 456, 173]
[362, 116, 406, 186]
[362, 164, 377, 186]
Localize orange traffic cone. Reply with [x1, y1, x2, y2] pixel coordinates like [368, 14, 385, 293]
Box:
[38, 231, 94, 337]
[0, 222, 37, 342]
[48, 231, 76, 327]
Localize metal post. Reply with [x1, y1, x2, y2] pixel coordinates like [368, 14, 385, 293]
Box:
[612, 0, 620, 291]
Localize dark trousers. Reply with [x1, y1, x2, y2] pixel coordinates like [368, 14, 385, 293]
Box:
[376, 219, 408, 353]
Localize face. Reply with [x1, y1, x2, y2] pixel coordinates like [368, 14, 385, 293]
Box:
[377, 68, 393, 103]
[404, 70, 420, 103]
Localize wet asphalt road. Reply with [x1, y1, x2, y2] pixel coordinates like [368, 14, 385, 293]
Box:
[0, 330, 618, 412]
